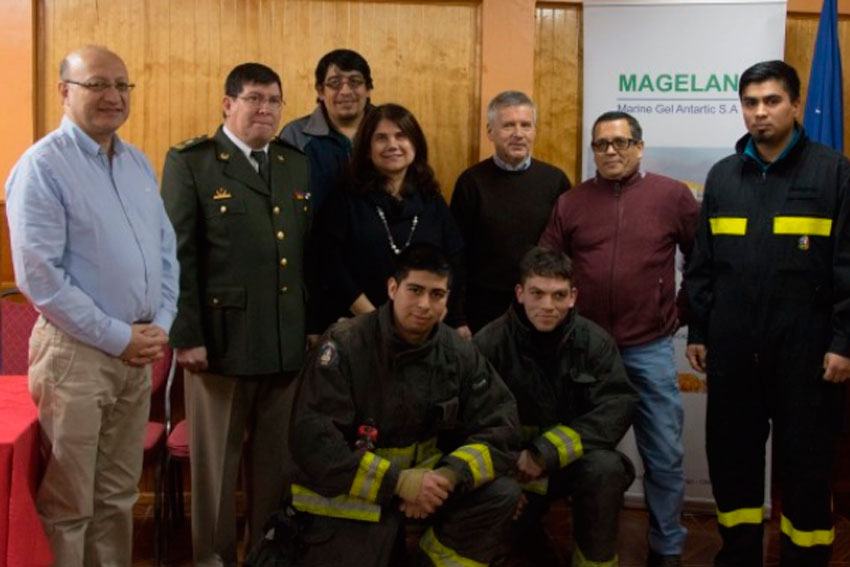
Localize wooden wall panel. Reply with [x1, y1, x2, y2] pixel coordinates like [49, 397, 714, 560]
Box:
[786, 12, 850, 156]
[533, 2, 582, 184]
[38, 0, 481, 197]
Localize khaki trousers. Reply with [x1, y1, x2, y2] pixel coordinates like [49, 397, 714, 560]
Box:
[28, 317, 150, 567]
[186, 370, 296, 567]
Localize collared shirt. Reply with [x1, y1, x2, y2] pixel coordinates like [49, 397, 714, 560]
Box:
[492, 154, 532, 172]
[223, 125, 269, 173]
[5, 116, 179, 356]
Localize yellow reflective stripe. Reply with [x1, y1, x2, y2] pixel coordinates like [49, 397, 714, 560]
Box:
[419, 527, 487, 567]
[449, 444, 494, 488]
[414, 437, 441, 466]
[521, 425, 540, 444]
[418, 453, 443, 470]
[709, 217, 748, 235]
[375, 444, 416, 469]
[572, 544, 619, 566]
[780, 514, 835, 547]
[542, 425, 583, 468]
[374, 437, 442, 470]
[291, 484, 381, 522]
[773, 216, 832, 236]
[349, 452, 391, 503]
[715, 506, 764, 528]
[520, 477, 549, 496]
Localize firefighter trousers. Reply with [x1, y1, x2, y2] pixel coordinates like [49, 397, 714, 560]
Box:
[519, 449, 634, 565]
[297, 476, 520, 567]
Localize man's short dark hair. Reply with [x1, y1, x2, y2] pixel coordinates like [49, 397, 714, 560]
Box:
[592, 111, 643, 141]
[520, 247, 573, 285]
[393, 243, 452, 284]
[224, 63, 282, 97]
[738, 60, 801, 102]
[315, 49, 373, 91]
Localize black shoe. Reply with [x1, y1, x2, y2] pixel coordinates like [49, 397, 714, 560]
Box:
[647, 549, 683, 567]
[507, 520, 562, 566]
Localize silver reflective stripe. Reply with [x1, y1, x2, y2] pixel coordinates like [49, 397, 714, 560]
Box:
[418, 453, 442, 470]
[355, 453, 382, 500]
[543, 426, 580, 466]
[291, 485, 381, 522]
[458, 447, 487, 479]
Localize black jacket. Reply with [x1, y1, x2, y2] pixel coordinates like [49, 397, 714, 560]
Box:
[686, 129, 850, 356]
[289, 303, 520, 520]
[474, 304, 636, 472]
[315, 188, 465, 328]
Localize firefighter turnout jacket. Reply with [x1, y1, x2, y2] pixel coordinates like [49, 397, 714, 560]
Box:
[474, 303, 637, 478]
[287, 303, 521, 566]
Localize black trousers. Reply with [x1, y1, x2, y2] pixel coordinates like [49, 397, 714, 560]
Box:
[706, 304, 845, 567]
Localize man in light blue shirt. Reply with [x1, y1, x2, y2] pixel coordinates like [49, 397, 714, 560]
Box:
[5, 45, 178, 567]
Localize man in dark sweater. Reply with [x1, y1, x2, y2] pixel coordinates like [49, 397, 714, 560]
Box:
[450, 91, 570, 334]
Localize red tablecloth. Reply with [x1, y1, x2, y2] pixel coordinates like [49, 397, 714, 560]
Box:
[0, 376, 53, 567]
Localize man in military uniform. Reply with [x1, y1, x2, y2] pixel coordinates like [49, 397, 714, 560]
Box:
[288, 244, 521, 567]
[475, 247, 637, 566]
[161, 62, 311, 567]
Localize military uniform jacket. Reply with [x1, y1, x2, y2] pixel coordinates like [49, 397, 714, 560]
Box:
[161, 127, 312, 375]
[288, 303, 521, 523]
[474, 304, 636, 473]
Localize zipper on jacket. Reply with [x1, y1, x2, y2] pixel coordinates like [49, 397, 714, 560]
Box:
[609, 183, 622, 332]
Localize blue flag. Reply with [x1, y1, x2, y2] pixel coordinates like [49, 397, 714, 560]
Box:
[803, 0, 844, 152]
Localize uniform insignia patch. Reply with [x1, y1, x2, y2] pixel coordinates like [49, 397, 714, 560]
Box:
[213, 188, 233, 200]
[294, 190, 312, 201]
[798, 235, 810, 250]
[318, 341, 339, 368]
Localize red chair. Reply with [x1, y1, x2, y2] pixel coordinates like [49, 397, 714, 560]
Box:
[0, 288, 39, 374]
[145, 346, 173, 567]
[161, 353, 188, 560]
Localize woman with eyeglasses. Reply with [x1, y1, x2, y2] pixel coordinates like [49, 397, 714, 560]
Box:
[310, 103, 467, 336]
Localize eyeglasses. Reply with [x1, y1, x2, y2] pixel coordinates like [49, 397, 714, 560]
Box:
[236, 94, 285, 109]
[591, 137, 639, 153]
[323, 76, 367, 91]
[64, 80, 135, 93]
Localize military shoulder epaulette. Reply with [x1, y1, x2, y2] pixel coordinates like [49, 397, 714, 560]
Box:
[173, 135, 210, 152]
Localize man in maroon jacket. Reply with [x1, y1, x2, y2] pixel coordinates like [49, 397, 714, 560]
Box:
[539, 111, 699, 567]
